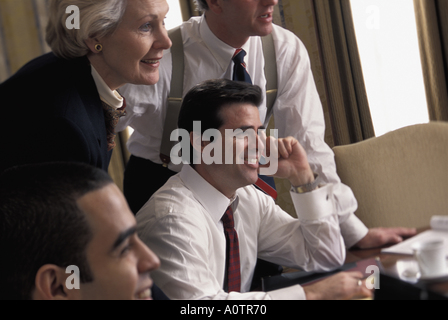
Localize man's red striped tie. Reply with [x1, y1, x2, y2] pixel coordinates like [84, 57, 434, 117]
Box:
[222, 206, 241, 292]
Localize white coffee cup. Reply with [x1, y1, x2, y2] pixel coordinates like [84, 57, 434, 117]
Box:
[412, 240, 447, 278]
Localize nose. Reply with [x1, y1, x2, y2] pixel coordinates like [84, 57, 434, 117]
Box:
[154, 27, 172, 51]
[136, 237, 160, 274]
[263, 0, 278, 6]
[257, 130, 266, 155]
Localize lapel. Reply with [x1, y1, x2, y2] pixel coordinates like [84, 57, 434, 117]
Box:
[70, 56, 111, 168]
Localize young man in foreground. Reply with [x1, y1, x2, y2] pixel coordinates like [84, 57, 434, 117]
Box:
[0, 162, 167, 300]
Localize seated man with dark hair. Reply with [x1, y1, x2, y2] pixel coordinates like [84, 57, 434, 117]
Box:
[136, 79, 373, 300]
[0, 162, 167, 300]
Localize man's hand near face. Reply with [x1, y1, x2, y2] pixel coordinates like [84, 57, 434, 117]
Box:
[262, 136, 316, 188]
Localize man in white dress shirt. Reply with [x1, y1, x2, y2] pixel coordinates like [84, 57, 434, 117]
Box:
[136, 79, 373, 300]
[118, 0, 415, 249]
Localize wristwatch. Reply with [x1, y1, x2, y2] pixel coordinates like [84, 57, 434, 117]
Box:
[291, 173, 319, 194]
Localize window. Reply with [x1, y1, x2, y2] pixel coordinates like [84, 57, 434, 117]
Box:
[350, 0, 429, 137]
[165, 0, 183, 30]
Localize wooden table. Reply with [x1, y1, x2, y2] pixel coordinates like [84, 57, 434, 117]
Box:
[271, 228, 448, 299]
[346, 238, 448, 298]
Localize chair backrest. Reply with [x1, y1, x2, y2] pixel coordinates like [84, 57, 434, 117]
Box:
[333, 122, 448, 229]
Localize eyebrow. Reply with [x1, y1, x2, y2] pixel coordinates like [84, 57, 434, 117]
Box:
[111, 226, 137, 252]
[238, 125, 266, 131]
[138, 13, 159, 21]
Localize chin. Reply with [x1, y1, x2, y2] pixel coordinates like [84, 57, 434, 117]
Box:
[254, 25, 273, 37]
[131, 71, 160, 86]
[244, 173, 260, 186]
[140, 76, 160, 86]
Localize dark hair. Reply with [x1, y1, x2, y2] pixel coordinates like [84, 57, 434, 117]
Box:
[177, 79, 263, 164]
[194, 0, 208, 11]
[0, 162, 114, 300]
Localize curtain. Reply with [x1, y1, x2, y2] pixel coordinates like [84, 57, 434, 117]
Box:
[275, 0, 374, 147]
[0, 0, 50, 82]
[179, 0, 200, 20]
[311, 0, 375, 146]
[414, 0, 448, 121]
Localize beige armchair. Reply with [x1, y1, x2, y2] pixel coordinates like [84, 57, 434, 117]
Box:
[333, 122, 448, 229]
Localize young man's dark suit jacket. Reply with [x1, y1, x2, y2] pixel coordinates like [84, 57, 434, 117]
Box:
[0, 52, 111, 174]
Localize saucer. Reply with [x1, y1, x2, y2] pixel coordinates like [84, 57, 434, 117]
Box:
[396, 259, 448, 283]
[396, 260, 420, 283]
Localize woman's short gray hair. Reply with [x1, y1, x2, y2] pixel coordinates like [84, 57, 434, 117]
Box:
[46, 0, 128, 59]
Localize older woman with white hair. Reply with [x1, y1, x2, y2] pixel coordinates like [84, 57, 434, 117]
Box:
[0, 0, 171, 174]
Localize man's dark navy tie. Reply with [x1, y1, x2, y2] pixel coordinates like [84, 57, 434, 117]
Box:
[232, 48, 277, 200]
[232, 49, 252, 84]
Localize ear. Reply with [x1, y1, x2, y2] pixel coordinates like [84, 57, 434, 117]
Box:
[84, 37, 101, 54]
[206, 0, 224, 14]
[190, 131, 209, 151]
[33, 265, 80, 300]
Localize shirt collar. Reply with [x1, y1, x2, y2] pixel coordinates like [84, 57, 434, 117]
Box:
[179, 165, 239, 224]
[199, 14, 251, 72]
[90, 65, 123, 109]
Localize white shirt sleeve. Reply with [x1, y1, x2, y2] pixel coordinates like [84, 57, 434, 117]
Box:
[255, 184, 346, 272]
